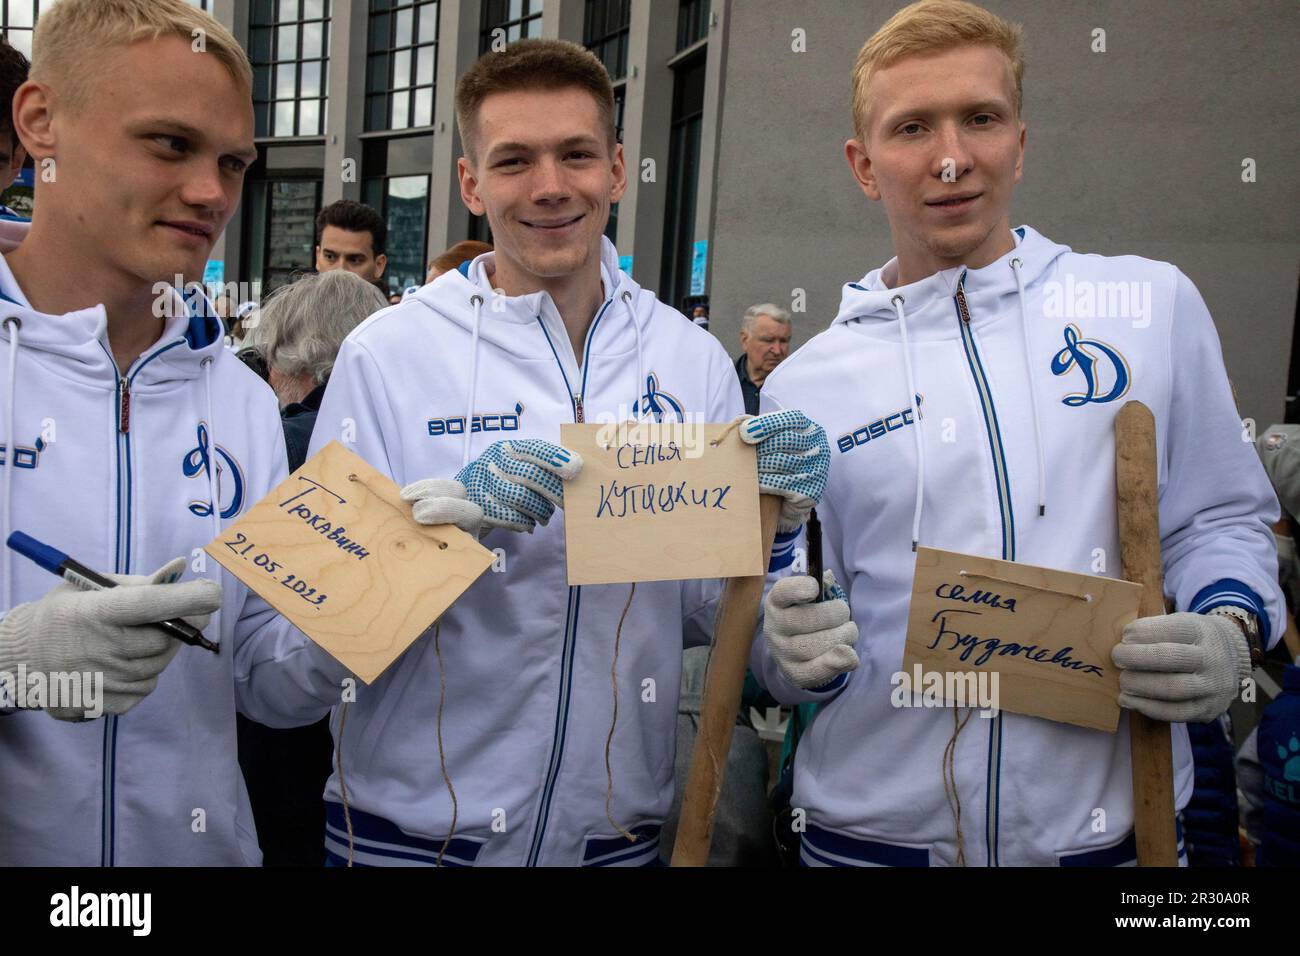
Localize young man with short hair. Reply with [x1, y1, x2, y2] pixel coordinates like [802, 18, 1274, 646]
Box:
[314, 199, 388, 285]
[753, 0, 1281, 866]
[0, 0, 341, 866]
[0, 39, 31, 217]
[308, 39, 841, 866]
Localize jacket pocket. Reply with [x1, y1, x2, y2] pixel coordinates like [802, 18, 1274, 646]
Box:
[581, 822, 663, 866]
[800, 822, 932, 867]
[324, 801, 486, 867]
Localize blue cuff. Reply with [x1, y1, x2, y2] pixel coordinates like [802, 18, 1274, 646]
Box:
[769, 528, 801, 573]
[1188, 578, 1272, 645]
[808, 671, 848, 694]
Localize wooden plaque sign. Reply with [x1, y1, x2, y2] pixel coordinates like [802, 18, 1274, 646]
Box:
[901, 546, 1142, 732]
[205, 441, 494, 683]
[560, 421, 762, 586]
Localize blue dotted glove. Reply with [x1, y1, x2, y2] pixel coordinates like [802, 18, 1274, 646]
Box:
[403, 439, 583, 536]
[740, 411, 831, 533]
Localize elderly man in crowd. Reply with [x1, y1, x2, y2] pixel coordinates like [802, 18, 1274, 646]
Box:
[736, 303, 793, 415]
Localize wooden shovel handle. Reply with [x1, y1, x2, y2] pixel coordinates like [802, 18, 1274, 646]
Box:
[671, 494, 783, 866]
[1115, 401, 1180, 866]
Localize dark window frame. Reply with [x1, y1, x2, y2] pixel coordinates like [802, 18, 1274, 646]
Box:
[250, 0, 332, 139]
[583, 0, 630, 81]
[247, 174, 324, 295]
[478, 0, 544, 54]
[660, 48, 707, 309]
[365, 0, 440, 132]
[676, 0, 710, 53]
[363, 170, 432, 293]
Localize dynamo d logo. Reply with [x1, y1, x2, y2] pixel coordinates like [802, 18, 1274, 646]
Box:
[1050, 324, 1131, 407]
[631, 373, 685, 422]
[182, 422, 246, 519]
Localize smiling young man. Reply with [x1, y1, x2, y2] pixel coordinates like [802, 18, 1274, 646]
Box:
[0, 0, 347, 866]
[750, 0, 1281, 866]
[306, 39, 839, 866]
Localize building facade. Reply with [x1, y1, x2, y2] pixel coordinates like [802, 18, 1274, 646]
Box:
[2, 0, 730, 307]
[5, 1, 1296, 428]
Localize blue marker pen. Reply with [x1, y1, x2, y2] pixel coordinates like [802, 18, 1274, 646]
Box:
[6, 531, 219, 654]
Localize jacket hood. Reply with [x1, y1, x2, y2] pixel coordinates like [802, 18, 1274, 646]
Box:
[822, 225, 1071, 546]
[407, 235, 659, 353]
[831, 225, 1072, 337]
[397, 235, 664, 468]
[0, 222, 224, 387]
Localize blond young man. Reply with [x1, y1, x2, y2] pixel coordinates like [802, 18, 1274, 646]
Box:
[0, 0, 341, 866]
[752, 0, 1279, 866]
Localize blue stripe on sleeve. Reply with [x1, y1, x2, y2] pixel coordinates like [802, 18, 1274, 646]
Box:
[768, 527, 801, 573]
[1188, 577, 1272, 643]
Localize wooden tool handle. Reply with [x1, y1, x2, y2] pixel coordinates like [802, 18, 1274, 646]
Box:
[1114, 401, 1180, 866]
[671, 494, 783, 866]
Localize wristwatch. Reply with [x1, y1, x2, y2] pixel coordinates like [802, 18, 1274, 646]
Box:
[1209, 606, 1264, 667]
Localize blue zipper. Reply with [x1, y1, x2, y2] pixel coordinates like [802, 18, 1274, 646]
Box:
[524, 298, 612, 865]
[953, 276, 1012, 867]
[96, 335, 188, 867]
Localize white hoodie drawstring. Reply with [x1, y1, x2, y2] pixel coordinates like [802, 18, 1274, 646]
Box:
[200, 356, 224, 643]
[462, 294, 484, 469]
[201, 357, 221, 541]
[891, 294, 926, 551]
[621, 291, 647, 420]
[2, 316, 20, 610]
[1009, 257, 1047, 517]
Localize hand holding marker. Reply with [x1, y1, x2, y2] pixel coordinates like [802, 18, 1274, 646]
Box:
[7, 531, 219, 654]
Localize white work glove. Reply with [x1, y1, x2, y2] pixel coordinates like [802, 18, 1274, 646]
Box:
[764, 571, 859, 690]
[0, 558, 222, 721]
[402, 439, 583, 537]
[1110, 611, 1253, 723]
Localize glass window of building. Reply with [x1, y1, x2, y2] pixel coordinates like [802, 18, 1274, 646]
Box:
[363, 174, 430, 293]
[583, 0, 629, 81]
[2, 2, 211, 57]
[584, 1, 629, 242]
[366, 0, 439, 132]
[479, 0, 543, 54]
[246, 177, 323, 294]
[0, 0, 45, 58]
[660, 49, 706, 311]
[2, 1, 210, 65]
[363, 135, 433, 294]
[676, 0, 710, 52]
[250, 0, 332, 138]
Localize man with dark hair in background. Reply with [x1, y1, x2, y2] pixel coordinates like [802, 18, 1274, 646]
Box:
[314, 198, 387, 285]
[0, 39, 31, 217]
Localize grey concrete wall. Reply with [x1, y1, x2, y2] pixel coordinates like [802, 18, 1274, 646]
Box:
[707, 0, 1299, 426]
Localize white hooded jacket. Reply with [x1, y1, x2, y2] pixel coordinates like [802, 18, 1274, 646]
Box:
[303, 237, 744, 866]
[753, 225, 1281, 866]
[0, 220, 337, 865]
